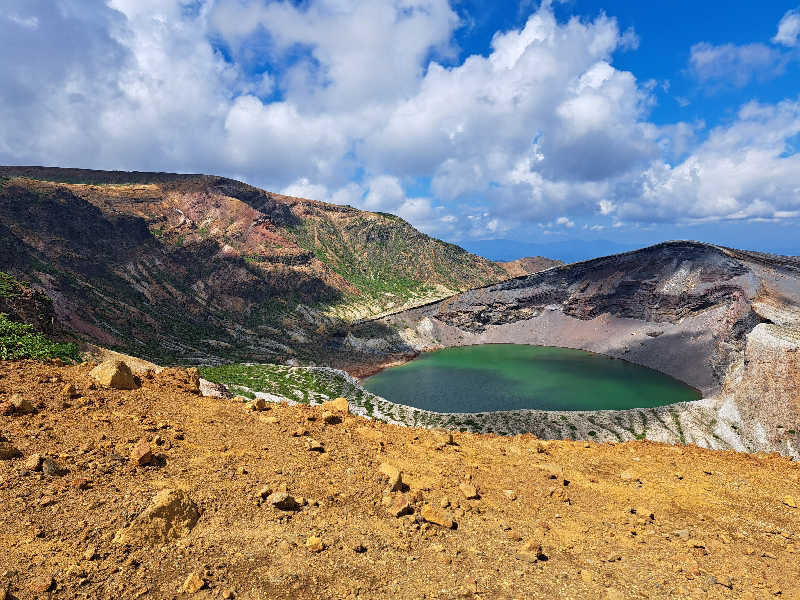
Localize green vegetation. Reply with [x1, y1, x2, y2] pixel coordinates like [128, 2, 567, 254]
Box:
[0, 313, 80, 362]
[199, 363, 379, 410]
[0, 271, 24, 299]
[287, 211, 503, 310]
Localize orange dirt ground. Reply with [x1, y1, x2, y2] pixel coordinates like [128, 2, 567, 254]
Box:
[1, 359, 800, 599]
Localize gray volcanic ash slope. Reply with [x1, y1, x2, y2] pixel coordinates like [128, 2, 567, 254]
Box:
[338, 241, 800, 454]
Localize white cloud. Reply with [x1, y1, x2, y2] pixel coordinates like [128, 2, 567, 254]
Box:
[615, 99, 800, 223]
[555, 216, 575, 228]
[281, 177, 329, 201]
[689, 42, 785, 88]
[773, 9, 800, 47]
[1, 0, 800, 243]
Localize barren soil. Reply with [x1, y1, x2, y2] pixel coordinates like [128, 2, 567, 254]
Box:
[2, 360, 800, 599]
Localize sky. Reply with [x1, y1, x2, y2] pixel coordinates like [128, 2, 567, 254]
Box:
[2, 0, 800, 260]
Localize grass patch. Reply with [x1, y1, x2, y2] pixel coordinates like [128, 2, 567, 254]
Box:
[0, 314, 80, 362]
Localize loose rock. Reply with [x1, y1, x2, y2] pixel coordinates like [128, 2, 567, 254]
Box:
[0, 441, 21, 460]
[321, 397, 349, 413]
[306, 439, 324, 452]
[267, 492, 299, 511]
[306, 535, 325, 552]
[420, 504, 455, 528]
[459, 482, 479, 500]
[249, 398, 268, 411]
[41, 456, 64, 477]
[131, 439, 154, 466]
[24, 453, 42, 471]
[113, 489, 201, 546]
[517, 539, 547, 562]
[10, 394, 34, 414]
[29, 575, 54, 593]
[88, 360, 138, 390]
[182, 572, 205, 594]
[379, 462, 403, 492]
[385, 493, 413, 517]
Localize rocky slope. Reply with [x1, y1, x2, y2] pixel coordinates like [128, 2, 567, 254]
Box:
[2, 358, 800, 599]
[335, 242, 800, 454]
[497, 256, 563, 278]
[0, 167, 506, 364]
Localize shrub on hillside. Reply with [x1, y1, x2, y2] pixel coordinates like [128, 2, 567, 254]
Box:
[0, 313, 80, 362]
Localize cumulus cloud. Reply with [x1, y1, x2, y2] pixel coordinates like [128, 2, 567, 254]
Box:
[614, 99, 800, 223]
[773, 9, 800, 47]
[1, 0, 800, 242]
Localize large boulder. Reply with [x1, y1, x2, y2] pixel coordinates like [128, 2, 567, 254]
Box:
[113, 489, 200, 545]
[89, 360, 138, 390]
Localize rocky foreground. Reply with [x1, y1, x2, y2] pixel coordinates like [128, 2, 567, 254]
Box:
[2, 360, 800, 599]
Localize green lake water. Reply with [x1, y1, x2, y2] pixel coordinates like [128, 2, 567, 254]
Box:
[362, 344, 701, 412]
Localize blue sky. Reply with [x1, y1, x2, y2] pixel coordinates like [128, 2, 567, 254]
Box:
[2, 0, 800, 260]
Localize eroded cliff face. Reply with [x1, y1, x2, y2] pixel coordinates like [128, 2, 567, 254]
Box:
[335, 242, 800, 455]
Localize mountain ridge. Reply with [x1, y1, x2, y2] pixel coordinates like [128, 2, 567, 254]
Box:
[0, 166, 508, 364]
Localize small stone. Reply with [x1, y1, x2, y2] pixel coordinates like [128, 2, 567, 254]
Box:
[71, 478, 90, 490]
[505, 529, 523, 541]
[620, 469, 636, 481]
[581, 569, 595, 583]
[0, 442, 21, 460]
[420, 504, 455, 528]
[674, 529, 690, 541]
[386, 493, 413, 517]
[440, 496, 450, 509]
[503, 489, 517, 501]
[41, 457, 64, 476]
[61, 383, 78, 398]
[84, 546, 98, 561]
[29, 575, 54, 593]
[25, 453, 42, 471]
[353, 543, 367, 553]
[459, 482, 479, 500]
[131, 439, 154, 466]
[248, 398, 268, 411]
[322, 411, 341, 425]
[267, 492, 299, 511]
[256, 485, 273, 500]
[222, 590, 235, 599]
[306, 439, 324, 452]
[783, 495, 797, 508]
[378, 462, 403, 492]
[89, 360, 138, 390]
[10, 394, 34, 414]
[517, 539, 547, 562]
[182, 572, 205, 594]
[321, 397, 349, 413]
[292, 427, 309, 437]
[305, 535, 325, 552]
[263, 416, 279, 424]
